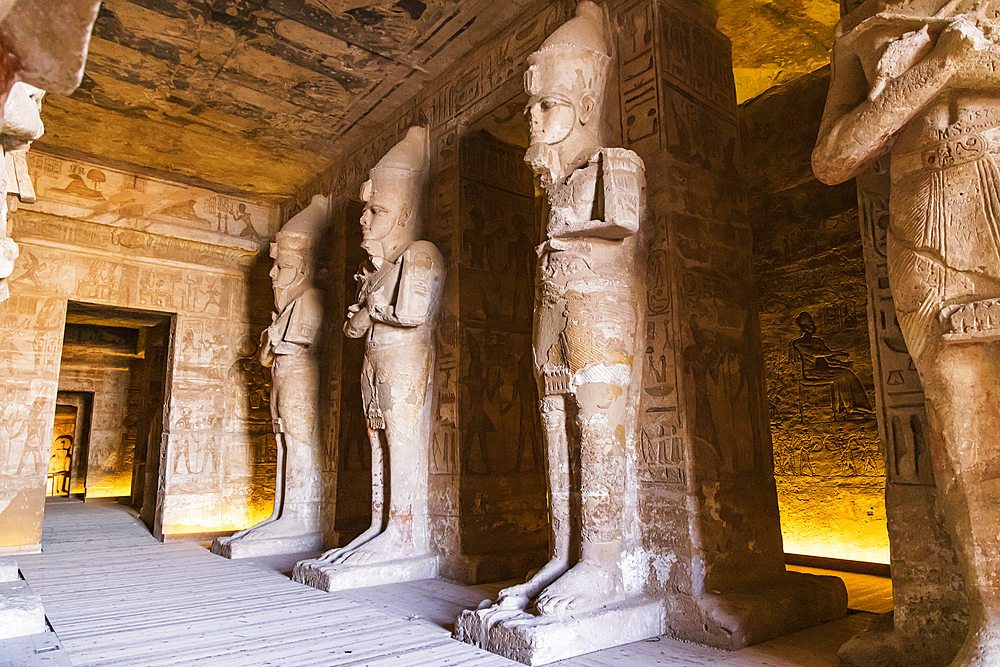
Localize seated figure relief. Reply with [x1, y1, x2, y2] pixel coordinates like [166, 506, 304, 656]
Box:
[790, 311, 874, 419]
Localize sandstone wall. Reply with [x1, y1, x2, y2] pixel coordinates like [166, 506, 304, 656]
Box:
[739, 67, 888, 564]
[0, 151, 278, 552]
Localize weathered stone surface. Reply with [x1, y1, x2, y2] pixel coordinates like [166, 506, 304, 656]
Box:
[813, 1, 1000, 664]
[463, 4, 650, 634]
[455, 596, 665, 666]
[292, 554, 438, 593]
[663, 571, 847, 650]
[294, 126, 445, 588]
[0, 556, 17, 582]
[213, 531, 322, 559]
[0, 0, 101, 302]
[0, 579, 44, 640]
[840, 163, 968, 666]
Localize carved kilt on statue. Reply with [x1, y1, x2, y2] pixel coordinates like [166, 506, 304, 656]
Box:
[534, 148, 644, 551]
[889, 131, 1000, 357]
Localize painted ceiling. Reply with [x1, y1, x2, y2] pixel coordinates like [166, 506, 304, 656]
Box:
[34, 0, 839, 203]
[36, 0, 538, 202]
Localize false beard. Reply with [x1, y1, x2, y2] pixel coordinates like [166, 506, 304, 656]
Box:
[524, 142, 561, 188]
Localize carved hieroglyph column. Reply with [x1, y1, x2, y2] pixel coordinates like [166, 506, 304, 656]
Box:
[813, 1, 1000, 665]
[293, 126, 445, 591]
[212, 195, 328, 559]
[456, 2, 846, 664]
[836, 163, 968, 667]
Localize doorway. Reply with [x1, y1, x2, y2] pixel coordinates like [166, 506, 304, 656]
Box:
[53, 302, 173, 530]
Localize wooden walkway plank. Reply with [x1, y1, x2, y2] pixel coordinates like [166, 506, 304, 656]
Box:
[9, 499, 885, 667]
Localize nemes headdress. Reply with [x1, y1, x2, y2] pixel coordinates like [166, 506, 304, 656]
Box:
[525, 2, 610, 102]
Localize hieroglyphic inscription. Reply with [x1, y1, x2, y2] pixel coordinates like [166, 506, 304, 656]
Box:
[616, 0, 660, 151]
[657, 1, 737, 120]
[639, 215, 685, 484]
[857, 166, 932, 485]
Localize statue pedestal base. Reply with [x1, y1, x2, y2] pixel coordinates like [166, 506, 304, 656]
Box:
[667, 571, 847, 650]
[0, 579, 44, 640]
[210, 531, 323, 559]
[453, 596, 665, 665]
[291, 554, 439, 592]
[838, 612, 964, 667]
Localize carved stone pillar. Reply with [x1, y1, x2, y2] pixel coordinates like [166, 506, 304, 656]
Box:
[608, 0, 847, 650]
[456, 2, 846, 663]
[836, 165, 968, 667]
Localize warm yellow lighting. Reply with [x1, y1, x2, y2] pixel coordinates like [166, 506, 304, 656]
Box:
[85, 472, 133, 499]
[776, 478, 890, 564]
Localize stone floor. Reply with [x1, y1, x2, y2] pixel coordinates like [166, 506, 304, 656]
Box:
[1, 499, 890, 667]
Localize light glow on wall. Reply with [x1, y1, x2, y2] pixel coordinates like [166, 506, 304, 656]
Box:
[776, 477, 890, 564]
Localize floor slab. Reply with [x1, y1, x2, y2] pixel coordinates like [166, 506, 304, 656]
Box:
[0, 500, 885, 666]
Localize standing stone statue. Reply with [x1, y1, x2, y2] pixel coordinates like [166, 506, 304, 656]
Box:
[457, 5, 660, 662]
[212, 195, 327, 558]
[293, 126, 444, 591]
[813, 3, 1000, 665]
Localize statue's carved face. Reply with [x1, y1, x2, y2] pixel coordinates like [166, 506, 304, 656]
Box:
[525, 91, 577, 147]
[269, 243, 307, 311]
[359, 176, 413, 260]
[522, 55, 601, 181]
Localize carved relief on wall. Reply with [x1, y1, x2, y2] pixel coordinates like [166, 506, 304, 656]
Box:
[676, 268, 767, 476]
[25, 152, 276, 242]
[460, 328, 541, 475]
[0, 381, 52, 479]
[458, 134, 536, 327]
[757, 246, 882, 481]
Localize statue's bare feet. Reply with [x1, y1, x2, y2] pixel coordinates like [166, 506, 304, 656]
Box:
[330, 523, 419, 566]
[535, 560, 623, 616]
[313, 523, 381, 564]
[496, 556, 569, 611]
[221, 516, 305, 544]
